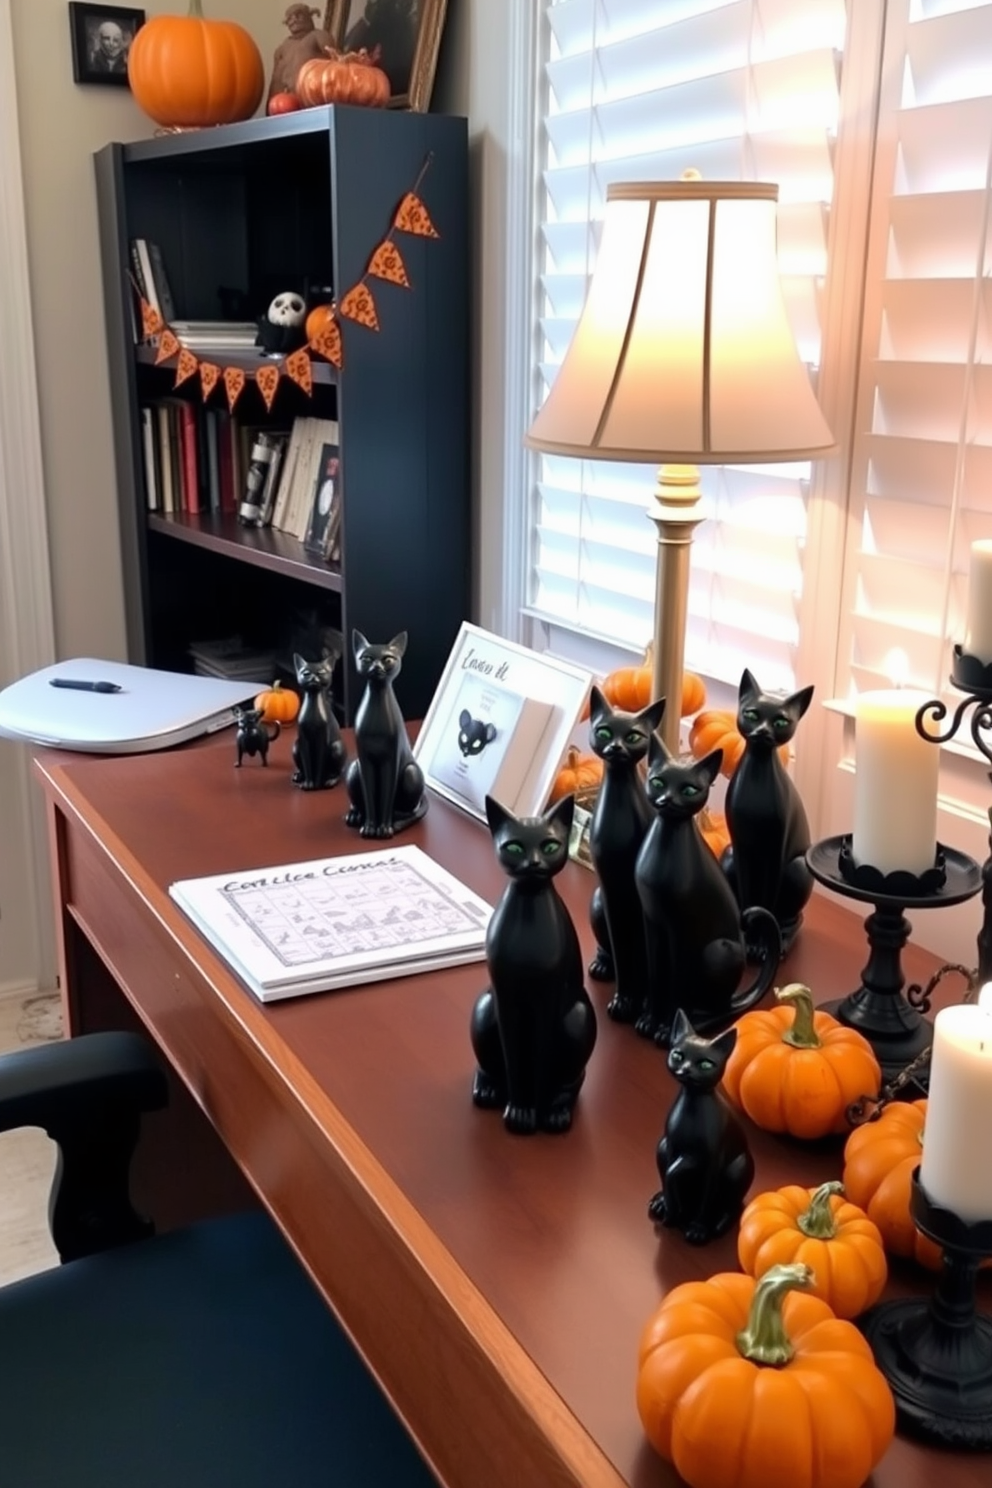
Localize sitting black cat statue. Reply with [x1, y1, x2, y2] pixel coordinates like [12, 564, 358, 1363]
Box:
[470, 794, 597, 1135]
[722, 668, 815, 957]
[344, 630, 427, 838]
[648, 1009, 754, 1245]
[233, 706, 279, 767]
[291, 652, 347, 790]
[587, 687, 666, 1020]
[634, 734, 781, 1046]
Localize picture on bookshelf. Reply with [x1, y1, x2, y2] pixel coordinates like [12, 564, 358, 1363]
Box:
[69, 3, 144, 86]
[303, 442, 341, 561]
[325, 0, 448, 112]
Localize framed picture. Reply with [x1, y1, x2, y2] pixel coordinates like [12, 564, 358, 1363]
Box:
[414, 624, 593, 824]
[324, 0, 448, 113]
[69, 3, 144, 86]
[303, 442, 342, 560]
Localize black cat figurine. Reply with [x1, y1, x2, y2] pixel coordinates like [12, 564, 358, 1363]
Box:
[587, 687, 666, 1019]
[634, 734, 780, 1045]
[291, 652, 347, 790]
[344, 630, 427, 838]
[470, 794, 597, 1135]
[722, 669, 814, 957]
[648, 1009, 754, 1245]
[458, 711, 497, 757]
[233, 706, 279, 767]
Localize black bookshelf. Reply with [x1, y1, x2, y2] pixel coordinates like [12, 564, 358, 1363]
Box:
[95, 106, 469, 722]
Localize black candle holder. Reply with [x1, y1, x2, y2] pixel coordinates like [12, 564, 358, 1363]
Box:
[806, 836, 981, 1088]
[860, 1169, 992, 1448]
[916, 645, 992, 983]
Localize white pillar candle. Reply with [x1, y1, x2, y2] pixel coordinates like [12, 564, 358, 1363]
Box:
[852, 689, 939, 876]
[965, 540, 992, 666]
[919, 986, 992, 1223]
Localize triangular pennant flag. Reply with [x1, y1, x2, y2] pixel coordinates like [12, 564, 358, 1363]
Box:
[255, 363, 280, 411]
[199, 362, 221, 401]
[174, 348, 199, 388]
[155, 328, 181, 364]
[310, 319, 343, 368]
[339, 282, 379, 332]
[141, 299, 165, 338]
[284, 347, 313, 395]
[223, 366, 246, 412]
[392, 192, 439, 239]
[367, 240, 410, 288]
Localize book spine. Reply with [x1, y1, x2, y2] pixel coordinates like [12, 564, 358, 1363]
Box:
[179, 402, 199, 515]
[140, 406, 159, 512]
[205, 411, 221, 513]
[156, 403, 174, 514]
[146, 242, 177, 322]
[134, 239, 160, 316]
[217, 412, 236, 515]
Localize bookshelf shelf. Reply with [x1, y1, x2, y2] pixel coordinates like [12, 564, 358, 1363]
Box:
[147, 511, 343, 591]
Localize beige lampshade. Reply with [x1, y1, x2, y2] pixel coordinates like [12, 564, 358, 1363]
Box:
[525, 179, 835, 465]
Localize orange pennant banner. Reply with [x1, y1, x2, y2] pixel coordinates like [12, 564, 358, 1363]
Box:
[199, 362, 221, 401]
[367, 240, 410, 288]
[141, 299, 165, 338]
[174, 348, 199, 388]
[155, 329, 181, 364]
[255, 363, 280, 411]
[392, 192, 439, 239]
[223, 366, 246, 412]
[310, 320, 343, 368]
[339, 282, 379, 332]
[284, 347, 313, 395]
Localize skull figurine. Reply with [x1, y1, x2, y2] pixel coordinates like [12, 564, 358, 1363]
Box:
[266, 292, 306, 327]
[256, 290, 309, 354]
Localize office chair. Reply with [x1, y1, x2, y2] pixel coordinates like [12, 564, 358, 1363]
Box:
[0, 1029, 438, 1487]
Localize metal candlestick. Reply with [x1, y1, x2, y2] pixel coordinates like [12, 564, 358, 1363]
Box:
[860, 1170, 992, 1448]
[806, 836, 981, 1088]
[916, 645, 992, 983]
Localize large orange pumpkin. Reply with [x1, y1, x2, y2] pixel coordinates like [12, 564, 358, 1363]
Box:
[842, 1099, 941, 1270]
[547, 746, 602, 804]
[128, 0, 264, 129]
[690, 708, 790, 777]
[582, 645, 706, 719]
[296, 48, 391, 108]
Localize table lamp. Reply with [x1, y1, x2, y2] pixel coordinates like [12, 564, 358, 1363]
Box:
[524, 175, 836, 752]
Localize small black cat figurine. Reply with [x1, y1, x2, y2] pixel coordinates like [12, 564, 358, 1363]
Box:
[722, 669, 814, 957]
[458, 711, 497, 757]
[586, 687, 666, 1019]
[634, 734, 780, 1046]
[344, 630, 427, 838]
[233, 706, 279, 767]
[648, 1009, 754, 1245]
[291, 652, 347, 790]
[470, 794, 597, 1135]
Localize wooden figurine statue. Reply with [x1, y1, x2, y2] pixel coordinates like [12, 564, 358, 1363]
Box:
[723, 669, 815, 957]
[233, 705, 279, 767]
[344, 630, 427, 837]
[648, 1009, 754, 1245]
[291, 652, 347, 790]
[470, 794, 597, 1135]
[267, 4, 330, 101]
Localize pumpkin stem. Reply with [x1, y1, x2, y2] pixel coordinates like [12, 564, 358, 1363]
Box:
[777, 983, 821, 1049]
[735, 1262, 813, 1367]
[796, 1181, 843, 1240]
[187, 0, 204, 15]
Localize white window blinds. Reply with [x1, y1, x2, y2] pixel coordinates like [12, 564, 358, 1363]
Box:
[528, 0, 846, 692]
[842, 0, 992, 705]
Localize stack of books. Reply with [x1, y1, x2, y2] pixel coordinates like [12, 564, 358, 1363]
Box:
[187, 636, 279, 682]
[128, 237, 258, 351]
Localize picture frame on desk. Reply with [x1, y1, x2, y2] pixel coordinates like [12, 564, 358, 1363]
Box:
[324, 0, 448, 112]
[69, 3, 144, 87]
[414, 623, 593, 824]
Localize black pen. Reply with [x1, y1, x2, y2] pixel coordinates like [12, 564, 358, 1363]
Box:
[50, 678, 123, 694]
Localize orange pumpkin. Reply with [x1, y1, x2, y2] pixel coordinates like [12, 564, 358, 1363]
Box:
[254, 680, 300, 726]
[305, 304, 336, 342]
[296, 48, 391, 108]
[721, 983, 882, 1139]
[636, 1263, 895, 1488]
[128, 0, 264, 129]
[548, 746, 602, 804]
[842, 1100, 941, 1270]
[584, 645, 706, 719]
[698, 807, 730, 858]
[737, 1181, 888, 1319]
[689, 708, 790, 777]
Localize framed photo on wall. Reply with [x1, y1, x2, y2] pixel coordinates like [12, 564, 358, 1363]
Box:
[69, 3, 144, 87]
[323, 0, 448, 112]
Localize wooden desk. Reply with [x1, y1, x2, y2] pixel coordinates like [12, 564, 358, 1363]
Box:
[35, 740, 988, 1488]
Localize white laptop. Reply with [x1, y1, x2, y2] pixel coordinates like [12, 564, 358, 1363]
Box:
[0, 659, 267, 754]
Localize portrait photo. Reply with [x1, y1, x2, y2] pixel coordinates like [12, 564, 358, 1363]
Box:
[304, 443, 342, 560]
[69, 3, 145, 87]
[324, 0, 448, 112]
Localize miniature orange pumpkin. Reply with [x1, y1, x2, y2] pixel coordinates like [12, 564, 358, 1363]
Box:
[737, 1181, 887, 1319]
[127, 0, 264, 129]
[583, 645, 706, 719]
[721, 983, 882, 1139]
[305, 304, 336, 342]
[689, 707, 790, 777]
[548, 746, 602, 803]
[842, 1099, 941, 1270]
[636, 1263, 895, 1488]
[254, 680, 300, 726]
[296, 48, 390, 108]
[698, 808, 730, 858]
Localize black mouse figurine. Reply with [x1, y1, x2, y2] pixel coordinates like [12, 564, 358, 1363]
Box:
[470, 794, 597, 1135]
[344, 630, 427, 838]
[586, 686, 666, 1018]
[233, 706, 279, 767]
[291, 651, 348, 790]
[648, 1009, 754, 1245]
[722, 669, 815, 957]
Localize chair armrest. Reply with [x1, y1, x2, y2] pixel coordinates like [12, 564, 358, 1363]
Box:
[0, 1030, 168, 1262]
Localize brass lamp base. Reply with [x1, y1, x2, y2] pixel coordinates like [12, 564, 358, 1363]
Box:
[648, 463, 704, 753]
